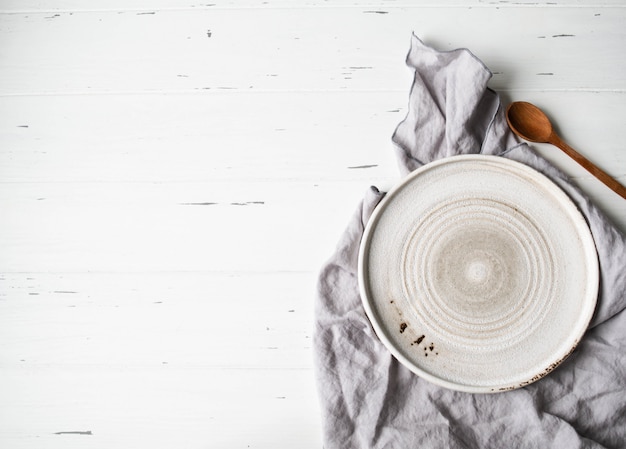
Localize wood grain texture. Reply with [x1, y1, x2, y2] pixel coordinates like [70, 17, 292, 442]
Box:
[0, 7, 625, 94]
[507, 101, 626, 198]
[1, 1, 625, 448]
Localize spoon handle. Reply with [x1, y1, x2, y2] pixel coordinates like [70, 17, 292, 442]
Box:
[549, 132, 626, 200]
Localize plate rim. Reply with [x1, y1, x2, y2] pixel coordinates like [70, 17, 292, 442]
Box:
[357, 154, 599, 393]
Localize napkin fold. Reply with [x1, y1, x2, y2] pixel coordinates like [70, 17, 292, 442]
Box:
[314, 34, 626, 448]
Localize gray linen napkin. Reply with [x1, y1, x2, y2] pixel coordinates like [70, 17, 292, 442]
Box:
[314, 34, 626, 448]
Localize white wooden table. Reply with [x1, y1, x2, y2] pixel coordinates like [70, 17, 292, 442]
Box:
[1, 1, 624, 447]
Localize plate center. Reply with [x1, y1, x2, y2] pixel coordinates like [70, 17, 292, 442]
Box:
[466, 259, 489, 283]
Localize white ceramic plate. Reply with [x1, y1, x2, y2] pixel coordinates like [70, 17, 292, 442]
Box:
[358, 155, 598, 393]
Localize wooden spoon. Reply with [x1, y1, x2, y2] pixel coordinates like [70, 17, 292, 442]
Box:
[506, 101, 626, 199]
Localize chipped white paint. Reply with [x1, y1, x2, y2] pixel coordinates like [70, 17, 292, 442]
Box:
[0, 1, 625, 448]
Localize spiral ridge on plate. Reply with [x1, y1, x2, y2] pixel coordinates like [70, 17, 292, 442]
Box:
[401, 197, 555, 352]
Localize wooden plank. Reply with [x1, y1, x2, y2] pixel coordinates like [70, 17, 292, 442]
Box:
[0, 366, 322, 449]
[0, 7, 624, 94]
[0, 272, 316, 368]
[0, 181, 374, 272]
[1, 0, 624, 13]
[0, 92, 404, 184]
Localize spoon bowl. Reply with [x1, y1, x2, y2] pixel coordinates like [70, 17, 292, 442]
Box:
[505, 101, 626, 199]
[506, 102, 553, 143]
